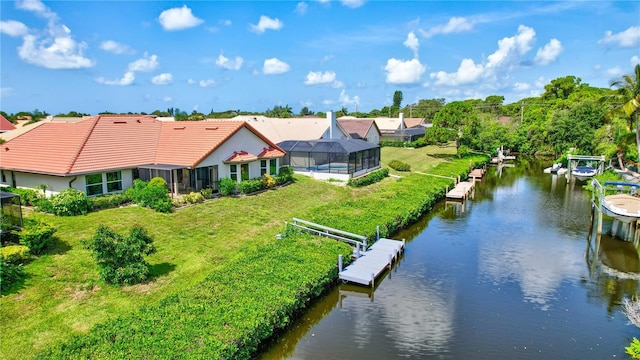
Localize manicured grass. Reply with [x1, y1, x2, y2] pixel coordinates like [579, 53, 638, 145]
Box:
[381, 143, 458, 175]
[1, 146, 484, 359]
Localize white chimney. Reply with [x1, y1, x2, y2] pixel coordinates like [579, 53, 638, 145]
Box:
[399, 112, 405, 130]
[327, 110, 338, 140]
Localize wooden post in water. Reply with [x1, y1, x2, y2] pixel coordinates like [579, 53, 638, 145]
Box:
[338, 254, 343, 272]
[376, 226, 380, 240]
[388, 254, 392, 269]
[370, 273, 375, 288]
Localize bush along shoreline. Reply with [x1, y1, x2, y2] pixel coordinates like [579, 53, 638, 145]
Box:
[38, 155, 488, 359]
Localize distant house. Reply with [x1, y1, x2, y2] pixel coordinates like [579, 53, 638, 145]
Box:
[337, 119, 381, 145]
[371, 113, 426, 142]
[277, 111, 381, 181]
[222, 114, 352, 143]
[0, 114, 16, 133]
[0, 115, 284, 196]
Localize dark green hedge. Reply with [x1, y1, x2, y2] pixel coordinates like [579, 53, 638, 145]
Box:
[347, 168, 389, 187]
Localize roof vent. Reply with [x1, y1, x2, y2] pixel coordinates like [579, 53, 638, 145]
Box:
[173, 126, 185, 130]
[113, 121, 127, 124]
[205, 127, 218, 130]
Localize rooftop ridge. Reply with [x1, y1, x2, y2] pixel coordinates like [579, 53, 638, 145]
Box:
[65, 116, 100, 174]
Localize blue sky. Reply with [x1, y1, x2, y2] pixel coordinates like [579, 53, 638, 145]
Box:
[1, 0, 638, 115]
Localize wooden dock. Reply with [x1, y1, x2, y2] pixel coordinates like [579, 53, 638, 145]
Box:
[469, 168, 485, 180]
[446, 181, 475, 200]
[338, 238, 405, 287]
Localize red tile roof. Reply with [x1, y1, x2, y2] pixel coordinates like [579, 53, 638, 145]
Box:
[0, 115, 285, 175]
[0, 114, 16, 131]
[225, 150, 258, 163]
[337, 119, 379, 139]
[257, 146, 286, 159]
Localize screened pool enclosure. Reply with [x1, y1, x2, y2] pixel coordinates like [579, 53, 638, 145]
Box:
[277, 139, 380, 180]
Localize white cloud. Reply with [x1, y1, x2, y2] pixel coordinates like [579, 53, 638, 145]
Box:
[18, 34, 93, 69]
[340, 0, 365, 8]
[221, 19, 232, 26]
[632, 56, 640, 67]
[403, 31, 419, 58]
[599, 25, 640, 48]
[419, 17, 475, 38]
[513, 82, 531, 91]
[158, 5, 203, 31]
[304, 70, 343, 87]
[95, 71, 135, 86]
[534, 38, 563, 65]
[152, 73, 173, 85]
[100, 40, 134, 55]
[339, 89, 360, 107]
[0, 20, 29, 37]
[322, 54, 334, 63]
[384, 58, 426, 84]
[187, 78, 196, 85]
[486, 25, 535, 70]
[16, 0, 56, 20]
[127, 53, 159, 72]
[8, 1, 93, 69]
[163, 96, 173, 103]
[295, 2, 308, 14]
[322, 99, 334, 106]
[263, 58, 290, 74]
[250, 16, 283, 34]
[606, 67, 623, 76]
[430, 58, 484, 86]
[199, 79, 216, 87]
[215, 54, 243, 70]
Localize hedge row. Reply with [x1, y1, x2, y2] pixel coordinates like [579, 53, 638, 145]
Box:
[347, 168, 389, 187]
[39, 235, 352, 359]
[388, 160, 411, 171]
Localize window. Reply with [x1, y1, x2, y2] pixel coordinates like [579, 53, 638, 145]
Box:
[85, 173, 103, 196]
[106, 171, 122, 193]
[260, 160, 267, 176]
[230, 164, 238, 181]
[241, 163, 249, 181]
[1, 170, 5, 183]
[269, 159, 277, 175]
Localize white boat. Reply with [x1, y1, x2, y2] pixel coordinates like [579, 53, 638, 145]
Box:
[572, 165, 597, 181]
[544, 163, 567, 175]
[602, 194, 640, 223]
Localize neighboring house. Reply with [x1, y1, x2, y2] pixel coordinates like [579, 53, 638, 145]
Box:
[337, 119, 381, 145]
[277, 111, 381, 181]
[369, 113, 426, 142]
[0, 115, 284, 196]
[0, 114, 16, 133]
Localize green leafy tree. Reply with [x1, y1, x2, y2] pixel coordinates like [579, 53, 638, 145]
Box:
[425, 101, 478, 149]
[393, 90, 403, 109]
[338, 106, 348, 117]
[542, 75, 584, 101]
[607, 64, 640, 164]
[84, 225, 156, 285]
[300, 106, 314, 116]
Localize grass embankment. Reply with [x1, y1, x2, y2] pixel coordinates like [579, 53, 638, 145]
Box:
[1, 145, 486, 359]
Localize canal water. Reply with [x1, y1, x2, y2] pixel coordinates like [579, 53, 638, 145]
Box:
[259, 159, 640, 359]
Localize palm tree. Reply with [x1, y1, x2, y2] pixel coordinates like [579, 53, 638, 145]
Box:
[607, 64, 640, 166]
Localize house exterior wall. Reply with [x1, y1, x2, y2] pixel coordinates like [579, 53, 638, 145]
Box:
[0, 169, 133, 197]
[198, 126, 280, 181]
[365, 127, 380, 145]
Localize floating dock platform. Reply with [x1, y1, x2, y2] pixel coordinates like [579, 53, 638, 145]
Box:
[338, 238, 405, 287]
[446, 181, 475, 200]
[469, 168, 485, 180]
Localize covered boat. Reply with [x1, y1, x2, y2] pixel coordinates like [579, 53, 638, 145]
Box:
[572, 165, 597, 181]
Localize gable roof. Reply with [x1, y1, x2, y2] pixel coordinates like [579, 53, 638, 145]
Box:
[217, 116, 350, 143]
[404, 117, 425, 128]
[337, 119, 380, 139]
[0, 114, 16, 131]
[0, 115, 284, 175]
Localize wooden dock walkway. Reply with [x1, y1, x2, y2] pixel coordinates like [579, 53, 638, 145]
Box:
[338, 238, 405, 287]
[446, 181, 475, 200]
[285, 218, 405, 287]
[469, 168, 485, 180]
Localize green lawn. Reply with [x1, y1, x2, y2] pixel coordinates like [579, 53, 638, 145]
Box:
[1, 145, 467, 359]
[381, 143, 458, 174]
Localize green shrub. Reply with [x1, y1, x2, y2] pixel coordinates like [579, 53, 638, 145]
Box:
[201, 188, 214, 199]
[84, 225, 156, 285]
[219, 178, 237, 196]
[275, 166, 294, 185]
[3, 187, 41, 206]
[50, 188, 90, 216]
[457, 145, 471, 158]
[125, 178, 172, 213]
[171, 197, 186, 207]
[388, 160, 411, 171]
[239, 179, 263, 194]
[90, 193, 130, 211]
[348, 168, 389, 187]
[627, 337, 640, 360]
[0, 255, 24, 292]
[183, 192, 205, 204]
[19, 220, 56, 255]
[0, 245, 30, 264]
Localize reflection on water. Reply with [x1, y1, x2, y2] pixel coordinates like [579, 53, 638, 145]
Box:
[259, 158, 640, 360]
